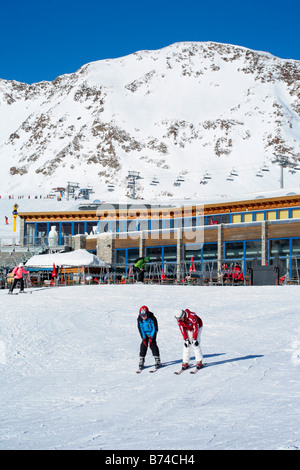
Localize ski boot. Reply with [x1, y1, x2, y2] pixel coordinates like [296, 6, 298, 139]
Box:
[196, 361, 203, 370]
[139, 357, 145, 371]
[154, 356, 161, 370]
[181, 362, 189, 371]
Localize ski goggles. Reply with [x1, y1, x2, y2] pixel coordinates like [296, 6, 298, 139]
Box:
[139, 313, 148, 320]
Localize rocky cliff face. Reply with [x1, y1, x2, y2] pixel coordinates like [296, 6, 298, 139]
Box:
[0, 41, 299, 199]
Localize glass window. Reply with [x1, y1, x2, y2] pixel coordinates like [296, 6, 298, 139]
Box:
[232, 214, 241, 223]
[221, 214, 230, 224]
[100, 220, 109, 233]
[267, 211, 277, 221]
[292, 239, 300, 256]
[36, 223, 48, 245]
[278, 210, 289, 220]
[243, 213, 253, 222]
[111, 220, 120, 233]
[225, 242, 244, 259]
[74, 222, 85, 235]
[126, 219, 137, 232]
[25, 223, 35, 244]
[151, 219, 162, 231]
[138, 219, 149, 231]
[254, 212, 265, 221]
[127, 248, 139, 263]
[86, 221, 99, 234]
[184, 244, 202, 261]
[245, 240, 261, 258]
[203, 243, 218, 260]
[270, 239, 290, 257]
[292, 209, 300, 218]
[146, 247, 162, 261]
[116, 250, 126, 264]
[163, 246, 177, 262]
[61, 223, 72, 244]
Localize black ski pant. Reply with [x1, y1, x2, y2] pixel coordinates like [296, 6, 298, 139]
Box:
[10, 278, 24, 292]
[134, 267, 144, 282]
[140, 333, 160, 358]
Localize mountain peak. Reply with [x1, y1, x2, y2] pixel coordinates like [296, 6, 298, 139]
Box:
[0, 42, 299, 200]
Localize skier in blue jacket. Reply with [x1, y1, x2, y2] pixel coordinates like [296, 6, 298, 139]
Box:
[137, 306, 161, 370]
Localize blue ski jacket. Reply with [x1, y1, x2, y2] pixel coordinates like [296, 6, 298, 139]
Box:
[137, 313, 158, 339]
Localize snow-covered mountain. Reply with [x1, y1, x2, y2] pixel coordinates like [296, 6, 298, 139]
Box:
[0, 41, 300, 200]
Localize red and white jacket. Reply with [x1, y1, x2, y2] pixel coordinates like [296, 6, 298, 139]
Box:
[177, 309, 203, 341]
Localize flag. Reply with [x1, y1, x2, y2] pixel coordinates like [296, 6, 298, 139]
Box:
[189, 256, 195, 272]
[52, 263, 57, 278]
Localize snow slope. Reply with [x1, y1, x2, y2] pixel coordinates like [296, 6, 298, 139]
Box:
[0, 284, 299, 450]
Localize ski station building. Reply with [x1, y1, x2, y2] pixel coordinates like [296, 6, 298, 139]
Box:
[16, 191, 300, 285]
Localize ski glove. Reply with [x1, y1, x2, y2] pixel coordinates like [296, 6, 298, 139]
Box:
[184, 339, 190, 348]
[143, 339, 148, 348]
[192, 340, 199, 346]
[148, 337, 152, 347]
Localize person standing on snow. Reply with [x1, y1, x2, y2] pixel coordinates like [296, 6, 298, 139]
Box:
[8, 263, 29, 294]
[133, 257, 150, 283]
[137, 306, 161, 370]
[175, 308, 203, 371]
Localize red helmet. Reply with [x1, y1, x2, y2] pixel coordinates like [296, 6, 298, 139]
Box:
[139, 306, 149, 317]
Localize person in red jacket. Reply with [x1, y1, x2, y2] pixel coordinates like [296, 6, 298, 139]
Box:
[8, 263, 29, 294]
[175, 308, 203, 371]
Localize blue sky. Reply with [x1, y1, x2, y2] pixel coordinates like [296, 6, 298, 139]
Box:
[1, 0, 299, 84]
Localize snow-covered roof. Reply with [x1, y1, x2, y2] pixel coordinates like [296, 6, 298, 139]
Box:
[25, 249, 109, 268]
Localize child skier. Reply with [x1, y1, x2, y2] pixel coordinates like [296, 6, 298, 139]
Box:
[137, 305, 161, 370]
[175, 308, 203, 371]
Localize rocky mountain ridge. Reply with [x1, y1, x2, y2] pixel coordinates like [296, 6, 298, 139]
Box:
[0, 41, 299, 200]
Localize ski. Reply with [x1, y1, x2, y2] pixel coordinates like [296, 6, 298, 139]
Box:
[149, 365, 162, 373]
[136, 368, 144, 374]
[174, 365, 191, 375]
[190, 364, 205, 374]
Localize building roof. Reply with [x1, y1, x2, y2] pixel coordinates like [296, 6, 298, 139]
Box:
[25, 249, 109, 268]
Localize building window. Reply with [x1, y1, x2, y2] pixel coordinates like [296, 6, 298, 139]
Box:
[25, 223, 35, 244]
[292, 209, 300, 218]
[202, 243, 218, 260]
[243, 213, 253, 223]
[184, 244, 202, 261]
[292, 238, 300, 256]
[146, 246, 162, 262]
[163, 245, 177, 262]
[225, 241, 244, 259]
[74, 222, 85, 235]
[245, 240, 261, 258]
[254, 212, 265, 221]
[278, 210, 289, 219]
[232, 214, 242, 224]
[266, 211, 277, 221]
[269, 239, 290, 257]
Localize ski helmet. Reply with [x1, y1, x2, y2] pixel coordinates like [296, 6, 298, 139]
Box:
[174, 309, 186, 320]
[139, 306, 149, 318]
[18, 262, 24, 267]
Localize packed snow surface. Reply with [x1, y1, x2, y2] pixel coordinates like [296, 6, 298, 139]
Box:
[0, 284, 299, 450]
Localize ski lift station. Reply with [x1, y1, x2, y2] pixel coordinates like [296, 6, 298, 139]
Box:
[11, 191, 300, 284]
